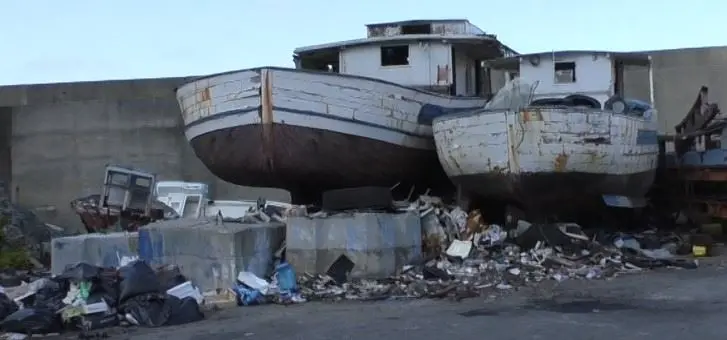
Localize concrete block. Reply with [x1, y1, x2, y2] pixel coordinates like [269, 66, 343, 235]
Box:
[138, 219, 285, 292]
[286, 211, 422, 279]
[50, 232, 139, 275]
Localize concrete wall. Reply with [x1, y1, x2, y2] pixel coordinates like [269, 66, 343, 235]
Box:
[621, 46, 727, 134]
[0, 78, 289, 233]
[649, 46, 727, 134]
[0, 107, 10, 197]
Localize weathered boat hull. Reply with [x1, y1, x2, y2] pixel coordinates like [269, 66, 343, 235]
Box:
[433, 107, 659, 212]
[177, 67, 486, 202]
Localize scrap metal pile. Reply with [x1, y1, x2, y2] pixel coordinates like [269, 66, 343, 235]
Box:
[291, 196, 698, 302]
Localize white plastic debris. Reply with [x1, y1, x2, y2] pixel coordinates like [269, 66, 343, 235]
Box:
[237, 271, 271, 295]
[82, 300, 110, 315]
[167, 281, 204, 305]
[446, 239, 473, 259]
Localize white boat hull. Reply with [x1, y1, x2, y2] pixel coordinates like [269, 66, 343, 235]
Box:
[433, 108, 659, 210]
[176, 67, 486, 202]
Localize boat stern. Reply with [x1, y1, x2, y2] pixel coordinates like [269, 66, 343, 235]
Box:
[176, 68, 272, 141]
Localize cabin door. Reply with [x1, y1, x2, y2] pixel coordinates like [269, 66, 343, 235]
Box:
[614, 61, 624, 96]
[450, 47, 457, 96]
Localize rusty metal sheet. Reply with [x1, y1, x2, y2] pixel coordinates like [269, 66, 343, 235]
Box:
[436, 65, 449, 84]
[670, 168, 727, 181]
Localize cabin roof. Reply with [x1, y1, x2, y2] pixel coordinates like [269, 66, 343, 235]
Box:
[365, 19, 470, 27]
[294, 34, 516, 55]
[485, 50, 651, 69]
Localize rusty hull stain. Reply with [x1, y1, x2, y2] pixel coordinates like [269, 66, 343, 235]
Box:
[553, 153, 569, 172]
[521, 109, 543, 122]
[437, 65, 450, 83]
[200, 88, 211, 102]
[259, 69, 275, 171]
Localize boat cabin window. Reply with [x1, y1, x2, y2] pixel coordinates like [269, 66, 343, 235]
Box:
[381, 45, 409, 66]
[554, 62, 576, 83]
[401, 24, 431, 35]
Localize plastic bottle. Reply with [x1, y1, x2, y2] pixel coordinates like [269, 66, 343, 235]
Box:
[275, 262, 297, 292]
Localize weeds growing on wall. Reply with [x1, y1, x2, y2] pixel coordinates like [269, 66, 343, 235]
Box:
[0, 215, 32, 270]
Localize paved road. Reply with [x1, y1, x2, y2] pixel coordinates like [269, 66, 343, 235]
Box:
[104, 262, 727, 340]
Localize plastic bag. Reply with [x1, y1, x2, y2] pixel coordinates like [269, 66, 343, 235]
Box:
[164, 295, 204, 326]
[119, 293, 170, 328]
[155, 265, 187, 291]
[0, 308, 61, 335]
[75, 312, 119, 331]
[59, 263, 101, 282]
[32, 283, 68, 313]
[95, 267, 120, 306]
[0, 292, 18, 321]
[233, 283, 264, 306]
[118, 261, 160, 302]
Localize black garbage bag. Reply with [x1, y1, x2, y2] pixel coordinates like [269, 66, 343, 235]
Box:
[119, 293, 170, 328]
[0, 292, 18, 321]
[95, 267, 120, 306]
[33, 287, 66, 313]
[59, 263, 101, 282]
[118, 261, 160, 302]
[155, 265, 187, 291]
[74, 312, 120, 331]
[0, 308, 62, 335]
[164, 295, 204, 326]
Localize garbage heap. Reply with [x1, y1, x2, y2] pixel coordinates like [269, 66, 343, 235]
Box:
[231, 195, 698, 304]
[0, 260, 204, 337]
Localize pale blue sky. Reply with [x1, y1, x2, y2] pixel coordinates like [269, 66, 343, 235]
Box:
[0, 0, 721, 85]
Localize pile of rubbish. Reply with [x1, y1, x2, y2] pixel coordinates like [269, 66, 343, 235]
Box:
[0, 259, 204, 338]
[235, 195, 698, 304]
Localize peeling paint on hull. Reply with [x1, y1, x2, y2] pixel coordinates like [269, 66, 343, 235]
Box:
[433, 107, 659, 209]
[176, 67, 482, 201]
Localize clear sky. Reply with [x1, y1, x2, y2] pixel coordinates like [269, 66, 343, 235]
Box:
[0, 0, 721, 85]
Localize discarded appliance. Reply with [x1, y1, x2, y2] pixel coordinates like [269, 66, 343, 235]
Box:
[154, 180, 291, 219]
[433, 51, 659, 218]
[175, 19, 518, 203]
[71, 165, 170, 232]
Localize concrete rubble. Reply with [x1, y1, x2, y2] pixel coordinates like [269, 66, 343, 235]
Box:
[227, 195, 699, 305]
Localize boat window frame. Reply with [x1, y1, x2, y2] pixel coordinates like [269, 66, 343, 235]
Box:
[554, 61, 577, 84]
[380, 45, 410, 67]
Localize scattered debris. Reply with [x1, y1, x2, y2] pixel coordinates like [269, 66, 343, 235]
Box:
[271, 195, 700, 303]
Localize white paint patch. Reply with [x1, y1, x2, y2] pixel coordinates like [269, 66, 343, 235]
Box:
[176, 67, 487, 150]
[433, 108, 659, 176]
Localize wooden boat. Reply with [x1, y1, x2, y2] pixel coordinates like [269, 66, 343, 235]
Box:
[433, 51, 659, 217]
[176, 19, 516, 202]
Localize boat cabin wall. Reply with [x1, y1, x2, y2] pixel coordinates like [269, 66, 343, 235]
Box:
[338, 42, 452, 90]
[514, 53, 614, 105]
[366, 20, 484, 38]
[336, 41, 483, 96]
